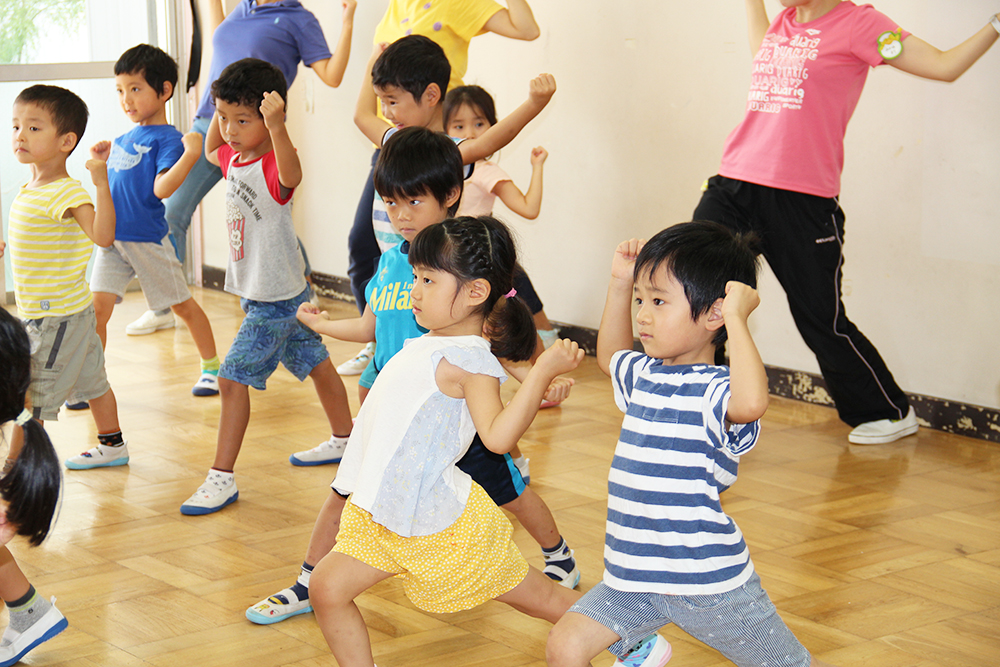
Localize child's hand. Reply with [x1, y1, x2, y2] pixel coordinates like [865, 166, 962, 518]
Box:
[530, 146, 548, 166]
[0, 240, 5, 258]
[536, 339, 585, 378]
[181, 131, 203, 155]
[611, 238, 644, 284]
[90, 140, 111, 162]
[528, 74, 557, 108]
[342, 0, 357, 19]
[720, 281, 760, 325]
[296, 302, 329, 329]
[85, 158, 109, 187]
[260, 91, 286, 131]
[543, 376, 575, 404]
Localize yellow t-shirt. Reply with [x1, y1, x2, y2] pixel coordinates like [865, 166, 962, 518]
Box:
[374, 0, 503, 92]
[8, 178, 95, 318]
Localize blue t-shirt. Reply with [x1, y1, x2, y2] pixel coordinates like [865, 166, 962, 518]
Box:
[365, 242, 426, 372]
[197, 0, 332, 119]
[107, 125, 184, 243]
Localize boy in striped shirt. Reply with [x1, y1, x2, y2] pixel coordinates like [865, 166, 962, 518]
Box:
[6, 85, 130, 470]
[547, 222, 835, 667]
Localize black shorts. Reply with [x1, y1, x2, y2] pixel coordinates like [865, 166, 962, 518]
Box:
[513, 267, 544, 315]
[456, 435, 526, 506]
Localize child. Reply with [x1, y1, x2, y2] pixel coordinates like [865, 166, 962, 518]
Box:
[309, 216, 583, 667]
[179, 58, 353, 515]
[88, 44, 220, 397]
[8, 85, 131, 471]
[0, 308, 67, 666]
[546, 222, 836, 667]
[245, 129, 579, 626]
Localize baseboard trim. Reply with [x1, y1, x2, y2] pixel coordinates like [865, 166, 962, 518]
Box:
[202, 267, 1000, 444]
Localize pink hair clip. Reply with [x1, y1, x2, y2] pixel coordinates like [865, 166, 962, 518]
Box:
[504, 288, 517, 299]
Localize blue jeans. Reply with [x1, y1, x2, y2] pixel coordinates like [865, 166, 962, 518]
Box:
[165, 116, 222, 263]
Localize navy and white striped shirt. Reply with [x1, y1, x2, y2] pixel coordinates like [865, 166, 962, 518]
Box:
[604, 350, 760, 595]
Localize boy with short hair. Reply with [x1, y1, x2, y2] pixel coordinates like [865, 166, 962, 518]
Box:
[89, 43, 220, 397]
[7, 85, 131, 470]
[179, 58, 353, 515]
[245, 127, 579, 625]
[546, 222, 837, 667]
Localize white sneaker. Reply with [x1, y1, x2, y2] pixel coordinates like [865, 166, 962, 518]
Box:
[246, 587, 313, 625]
[180, 470, 238, 515]
[336, 342, 375, 376]
[125, 309, 175, 335]
[192, 372, 220, 396]
[512, 455, 530, 485]
[65, 442, 129, 470]
[0, 598, 67, 666]
[848, 406, 918, 445]
[289, 435, 348, 466]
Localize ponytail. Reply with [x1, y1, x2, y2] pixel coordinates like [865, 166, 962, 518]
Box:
[410, 216, 537, 361]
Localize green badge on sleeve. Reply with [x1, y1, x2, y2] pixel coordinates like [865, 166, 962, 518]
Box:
[877, 29, 903, 60]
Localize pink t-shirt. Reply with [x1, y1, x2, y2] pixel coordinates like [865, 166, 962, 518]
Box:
[456, 160, 510, 217]
[719, 2, 907, 198]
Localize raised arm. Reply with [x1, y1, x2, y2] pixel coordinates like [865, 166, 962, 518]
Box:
[459, 74, 555, 165]
[153, 132, 203, 199]
[71, 158, 116, 248]
[309, 0, 357, 88]
[482, 0, 540, 41]
[720, 281, 769, 424]
[354, 44, 392, 146]
[493, 146, 546, 219]
[296, 301, 377, 343]
[204, 111, 224, 166]
[200, 0, 225, 34]
[890, 17, 999, 82]
[261, 91, 302, 189]
[745, 0, 770, 56]
[596, 239, 643, 376]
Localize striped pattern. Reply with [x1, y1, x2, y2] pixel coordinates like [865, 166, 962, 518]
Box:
[604, 351, 760, 595]
[8, 179, 94, 318]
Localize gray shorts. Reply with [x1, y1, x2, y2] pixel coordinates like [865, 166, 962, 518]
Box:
[90, 236, 191, 311]
[26, 305, 111, 421]
[570, 572, 810, 667]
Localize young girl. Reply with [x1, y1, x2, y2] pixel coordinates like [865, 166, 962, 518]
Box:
[0, 308, 67, 665]
[309, 217, 584, 667]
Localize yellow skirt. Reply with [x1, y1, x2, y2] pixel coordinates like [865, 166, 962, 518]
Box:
[333, 483, 529, 613]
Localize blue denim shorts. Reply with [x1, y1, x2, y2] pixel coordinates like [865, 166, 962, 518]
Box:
[220, 288, 329, 390]
[570, 572, 810, 666]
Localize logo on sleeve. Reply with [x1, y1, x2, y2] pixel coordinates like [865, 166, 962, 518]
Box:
[877, 29, 903, 60]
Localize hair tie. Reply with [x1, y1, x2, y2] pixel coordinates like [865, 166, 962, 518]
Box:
[14, 408, 31, 426]
[504, 288, 517, 299]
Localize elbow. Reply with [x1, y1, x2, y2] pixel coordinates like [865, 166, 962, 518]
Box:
[523, 210, 539, 220]
[520, 27, 541, 41]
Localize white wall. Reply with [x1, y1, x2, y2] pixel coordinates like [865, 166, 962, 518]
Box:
[199, 0, 1000, 409]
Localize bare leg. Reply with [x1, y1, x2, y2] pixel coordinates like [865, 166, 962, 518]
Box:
[311, 551, 393, 667]
[534, 310, 554, 332]
[358, 384, 370, 406]
[89, 388, 120, 434]
[213, 378, 250, 470]
[495, 566, 580, 623]
[309, 359, 353, 436]
[305, 491, 348, 565]
[510, 444, 524, 459]
[92, 292, 117, 349]
[501, 487, 560, 550]
[547, 610, 623, 667]
[0, 548, 30, 603]
[170, 298, 217, 360]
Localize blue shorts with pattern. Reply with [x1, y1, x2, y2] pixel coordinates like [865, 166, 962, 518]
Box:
[571, 572, 810, 666]
[220, 288, 329, 390]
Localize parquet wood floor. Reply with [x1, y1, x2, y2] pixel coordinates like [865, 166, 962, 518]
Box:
[3, 287, 998, 666]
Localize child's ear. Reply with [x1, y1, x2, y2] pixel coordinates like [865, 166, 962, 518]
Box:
[422, 82, 442, 107]
[705, 298, 725, 332]
[59, 132, 78, 154]
[444, 186, 461, 209]
[467, 278, 490, 306]
[159, 80, 174, 102]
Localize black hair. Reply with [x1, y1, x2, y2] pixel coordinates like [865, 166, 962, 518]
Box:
[444, 85, 498, 128]
[211, 58, 287, 116]
[409, 216, 536, 361]
[0, 309, 62, 546]
[14, 85, 88, 154]
[373, 127, 464, 216]
[372, 35, 450, 103]
[635, 221, 760, 347]
[115, 43, 179, 99]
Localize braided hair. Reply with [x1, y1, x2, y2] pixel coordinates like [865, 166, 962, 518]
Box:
[409, 216, 537, 361]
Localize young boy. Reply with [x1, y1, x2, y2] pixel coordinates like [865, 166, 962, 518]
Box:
[546, 223, 837, 667]
[179, 58, 353, 516]
[244, 127, 578, 626]
[89, 44, 220, 397]
[7, 85, 131, 470]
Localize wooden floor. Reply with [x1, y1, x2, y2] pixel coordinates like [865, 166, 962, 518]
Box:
[3, 287, 999, 667]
